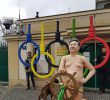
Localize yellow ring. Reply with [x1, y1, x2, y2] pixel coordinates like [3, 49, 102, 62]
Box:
[31, 52, 55, 78]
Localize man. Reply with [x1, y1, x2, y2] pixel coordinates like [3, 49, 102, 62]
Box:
[59, 38, 96, 100]
[97, 50, 110, 94]
[25, 51, 36, 90]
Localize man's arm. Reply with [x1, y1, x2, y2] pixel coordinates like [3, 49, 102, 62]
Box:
[81, 56, 96, 83]
[58, 56, 66, 73]
[25, 58, 29, 72]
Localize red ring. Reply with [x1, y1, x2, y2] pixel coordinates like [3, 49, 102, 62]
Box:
[80, 36, 110, 69]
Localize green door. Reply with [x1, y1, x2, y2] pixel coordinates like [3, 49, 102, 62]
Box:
[82, 43, 102, 88]
[0, 42, 8, 82]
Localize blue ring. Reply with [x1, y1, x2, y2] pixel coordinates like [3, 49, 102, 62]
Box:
[18, 41, 40, 68]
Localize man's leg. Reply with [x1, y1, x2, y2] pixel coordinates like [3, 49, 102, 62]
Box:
[26, 72, 30, 89]
[98, 73, 105, 92]
[74, 92, 83, 100]
[106, 73, 110, 90]
[64, 90, 83, 100]
[30, 72, 36, 88]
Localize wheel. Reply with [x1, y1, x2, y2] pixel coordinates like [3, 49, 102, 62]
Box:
[50, 72, 79, 100]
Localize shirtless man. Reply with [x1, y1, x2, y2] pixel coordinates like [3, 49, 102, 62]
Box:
[59, 38, 96, 100]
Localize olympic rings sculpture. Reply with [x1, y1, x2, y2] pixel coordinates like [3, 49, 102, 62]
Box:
[31, 22, 55, 78]
[18, 23, 40, 68]
[45, 21, 69, 68]
[80, 16, 110, 69]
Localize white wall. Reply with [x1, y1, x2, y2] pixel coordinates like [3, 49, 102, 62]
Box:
[19, 41, 27, 80]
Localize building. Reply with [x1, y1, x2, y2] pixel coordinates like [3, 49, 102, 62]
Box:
[3, 8, 110, 89]
[96, 0, 110, 9]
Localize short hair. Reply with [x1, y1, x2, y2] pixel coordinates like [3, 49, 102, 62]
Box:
[69, 38, 80, 46]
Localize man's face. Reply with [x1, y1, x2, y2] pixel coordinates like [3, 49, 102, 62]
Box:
[69, 41, 80, 53]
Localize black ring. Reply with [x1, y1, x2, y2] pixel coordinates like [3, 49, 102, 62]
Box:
[45, 40, 69, 68]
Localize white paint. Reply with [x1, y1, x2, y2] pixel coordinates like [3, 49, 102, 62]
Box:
[83, 52, 90, 61]
[18, 41, 27, 80]
[37, 54, 48, 73]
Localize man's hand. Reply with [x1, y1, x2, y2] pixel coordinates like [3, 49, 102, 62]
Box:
[78, 78, 86, 85]
[58, 69, 67, 74]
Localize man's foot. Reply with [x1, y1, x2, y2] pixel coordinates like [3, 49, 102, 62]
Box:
[32, 87, 36, 90]
[25, 87, 30, 90]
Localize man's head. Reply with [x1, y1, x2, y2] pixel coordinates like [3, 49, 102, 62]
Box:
[69, 38, 80, 53]
[69, 38, 80, 46]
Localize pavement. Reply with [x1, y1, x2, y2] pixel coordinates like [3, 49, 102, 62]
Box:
[84, 91, 110, 100]
[0, 86, 110, 100]
[0, 87, 39, 100]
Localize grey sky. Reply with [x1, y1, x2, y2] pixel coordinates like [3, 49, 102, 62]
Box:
[0, 0, 96, 19]
[0, 0, 95, 37]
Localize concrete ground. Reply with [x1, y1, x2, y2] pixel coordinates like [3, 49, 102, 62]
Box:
[0, 86, 110, 100]
[84, 91, 110, 100]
